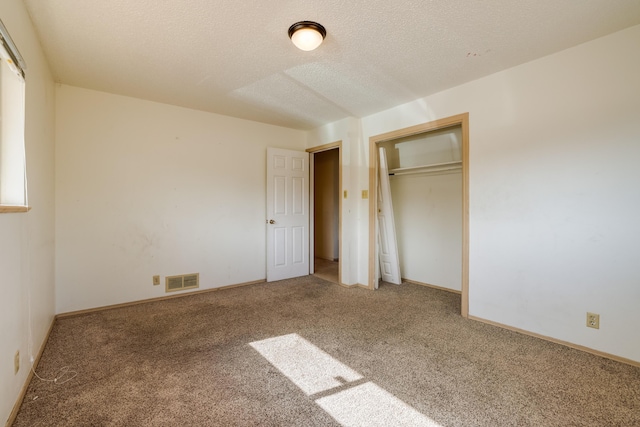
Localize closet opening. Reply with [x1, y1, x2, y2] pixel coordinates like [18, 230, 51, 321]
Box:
[368, 114, 469, 318]
[308, 142, 342, 285]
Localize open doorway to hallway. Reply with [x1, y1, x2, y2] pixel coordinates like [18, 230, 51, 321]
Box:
[310, 145, 340, 284]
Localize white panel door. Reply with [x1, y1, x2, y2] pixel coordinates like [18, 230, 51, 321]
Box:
[267, 147, 310, 282]
[377, 147, 402, 284]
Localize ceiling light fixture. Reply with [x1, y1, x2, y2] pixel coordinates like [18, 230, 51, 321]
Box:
[288, 21, 326, 51]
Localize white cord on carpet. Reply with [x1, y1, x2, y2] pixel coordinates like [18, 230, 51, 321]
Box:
[31, 365, 77, 385]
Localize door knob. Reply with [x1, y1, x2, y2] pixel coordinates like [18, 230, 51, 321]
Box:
[269, 219, 275, 224]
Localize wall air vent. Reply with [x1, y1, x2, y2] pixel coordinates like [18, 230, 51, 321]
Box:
[165, 273, 199, 292]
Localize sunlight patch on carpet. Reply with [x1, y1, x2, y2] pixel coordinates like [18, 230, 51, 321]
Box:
[249, 333, 362, 395]
[316, 381, 441, 427]
[250, 333, 442, 427]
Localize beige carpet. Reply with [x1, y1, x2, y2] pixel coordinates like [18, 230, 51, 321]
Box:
[12, 277, 640, 426]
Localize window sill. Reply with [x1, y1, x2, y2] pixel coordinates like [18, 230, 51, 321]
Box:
[0, 205, 31, 213]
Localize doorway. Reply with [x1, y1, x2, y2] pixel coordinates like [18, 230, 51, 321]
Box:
[308, 142, 342, 285]
[368, 114, 469, 318]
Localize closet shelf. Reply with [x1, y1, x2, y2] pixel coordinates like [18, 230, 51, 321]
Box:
[389, 160, 462, 176]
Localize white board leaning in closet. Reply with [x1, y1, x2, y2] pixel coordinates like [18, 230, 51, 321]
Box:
[376, 147, 401, 285]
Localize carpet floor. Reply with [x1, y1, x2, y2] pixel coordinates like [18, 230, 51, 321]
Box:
[313, 258, 339, 284]
[12, 277, 640, 426]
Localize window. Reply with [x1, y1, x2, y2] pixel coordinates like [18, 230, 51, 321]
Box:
[0, 18, 28, 212]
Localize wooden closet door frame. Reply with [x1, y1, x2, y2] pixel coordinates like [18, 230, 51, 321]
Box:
[368, 113, 469, 318]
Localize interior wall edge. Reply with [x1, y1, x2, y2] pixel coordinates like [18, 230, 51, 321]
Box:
[468, 315, 640, 367]
[5, 318, 56, 427]
[55, 279, 266, 319]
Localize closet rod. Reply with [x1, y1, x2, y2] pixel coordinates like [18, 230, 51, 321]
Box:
[389, 165, 461, 177]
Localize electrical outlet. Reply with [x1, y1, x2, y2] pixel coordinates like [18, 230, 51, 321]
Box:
[153, 275, 160, 286]
[362, 190, 369, 199]
[14, 350, 19, 374]
[587, 312, 600, 329]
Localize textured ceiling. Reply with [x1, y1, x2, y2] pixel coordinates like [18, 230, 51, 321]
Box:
[22, 0, 640, 130]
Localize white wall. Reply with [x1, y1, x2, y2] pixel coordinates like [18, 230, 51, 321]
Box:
[0, 1, 56, 424]
[315, 25, 640, 362]
[391, 172, 462, 291]
[55, 86, 306, 313]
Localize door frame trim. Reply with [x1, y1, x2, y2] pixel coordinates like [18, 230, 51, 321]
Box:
[307, 141, 343, 286]
[368, 113, 469, 318]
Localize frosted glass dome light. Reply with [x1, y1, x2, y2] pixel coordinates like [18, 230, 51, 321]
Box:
[288, 21, 326, 51]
